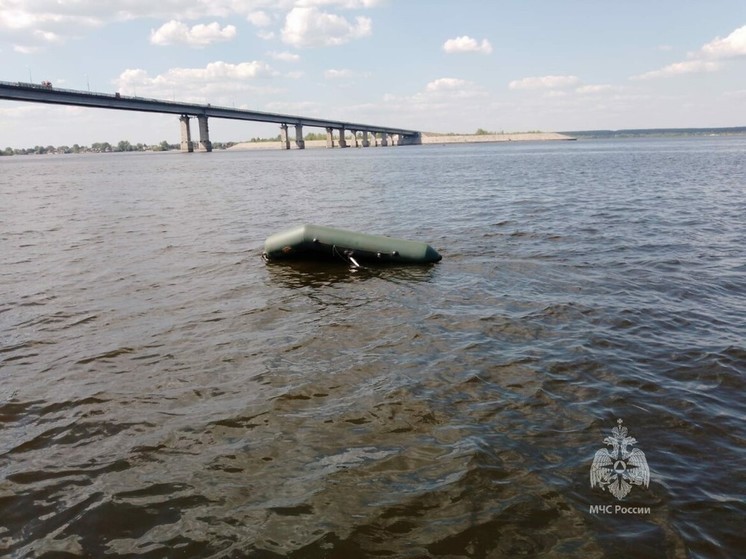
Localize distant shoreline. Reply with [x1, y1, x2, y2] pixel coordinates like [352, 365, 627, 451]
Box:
[421, 132, 575, 144]
[227, 132, 575, 151]
[6, 127, 745, 156]
[561, 126, 746, 139]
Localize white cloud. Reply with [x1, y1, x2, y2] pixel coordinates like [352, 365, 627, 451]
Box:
[0, 1, 383, 51]
[114, 60, 278, 98]
[325, 69, 352, 79]
[294, 0, 382, 7]
[576, 84, 613, 94]
[425, 78, 468, 92]
[631, 59, 720, 80]
[509, 75, 580, 90]
[324, 68, 371, 79]
[0, 3, 102, 51]
[0, 0, 381, 33]
[701, 25, 746, 58]
[377, 78, 486, 115]
[13, 44, 41, 54]
[111, 1, 296, 21]
[150, 20, 237, 47]
[632, 24, 746, 80]
[364, 79, 490, 132]
[185, 60, 275, 80]
[247, 11, 272, 27]
[442, 35, 492, 55]
[281, 6, 372, 47]
[0, 5, 103, 31]
[0, 1, 251, 51]
[420, 78, 487, 101]
[32, 29, 63, 43]
[268, 51, 300, 62]
[0, 9, 34, 30]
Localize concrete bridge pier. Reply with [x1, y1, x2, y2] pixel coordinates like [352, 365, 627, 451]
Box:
[350, 131, 359, 148]
[338, 128, 348, 148]
[295, 124, 305, 149]
[197, 115, 212, 152]
[180, 115, 193, 152]
[380, 133, 388, 147]
[326, 127, 335, 148]
[362, 130, 370, 147]
[280, 124, 291, 150]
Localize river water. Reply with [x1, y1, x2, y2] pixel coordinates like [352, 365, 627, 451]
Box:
[1, 138, 744, 558]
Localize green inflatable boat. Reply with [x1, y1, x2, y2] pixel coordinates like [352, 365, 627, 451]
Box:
[263, 224, 442, 265]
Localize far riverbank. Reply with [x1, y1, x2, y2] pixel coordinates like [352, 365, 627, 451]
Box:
[421, 132, 574, 144]
[227, 132, 575, 151]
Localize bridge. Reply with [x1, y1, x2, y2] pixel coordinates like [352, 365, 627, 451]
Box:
[0, 80, 421, 152]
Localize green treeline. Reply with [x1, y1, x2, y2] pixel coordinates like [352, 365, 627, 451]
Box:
[0, 140, 237, 155]
[423, 128, 545, 137]
[560, 126, 746, 139]
[1, 131, 340, 155]
[247, 132, 337, 142]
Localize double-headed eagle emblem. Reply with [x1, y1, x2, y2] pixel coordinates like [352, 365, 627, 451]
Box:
[590, 419, 650, 500]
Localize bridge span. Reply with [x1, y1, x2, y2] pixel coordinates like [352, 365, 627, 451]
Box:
[0, 81, 421, 152]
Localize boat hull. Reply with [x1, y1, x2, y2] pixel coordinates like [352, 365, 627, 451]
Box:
[263, 224, 442, 264]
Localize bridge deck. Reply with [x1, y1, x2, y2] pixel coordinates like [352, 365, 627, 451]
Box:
[0, 81, 419, 136]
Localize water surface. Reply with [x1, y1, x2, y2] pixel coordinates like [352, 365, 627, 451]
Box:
[1, 138, 744, 558]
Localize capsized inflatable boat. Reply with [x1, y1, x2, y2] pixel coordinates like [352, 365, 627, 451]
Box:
[263, 224, 442, 265]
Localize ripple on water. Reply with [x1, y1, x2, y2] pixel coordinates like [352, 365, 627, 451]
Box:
[1, 140, 744, 557]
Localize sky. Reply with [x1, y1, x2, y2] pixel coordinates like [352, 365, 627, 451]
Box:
[2, 0, 746, 147]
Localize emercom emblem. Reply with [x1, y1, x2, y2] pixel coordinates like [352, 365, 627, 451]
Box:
[590, 419, 650, 500]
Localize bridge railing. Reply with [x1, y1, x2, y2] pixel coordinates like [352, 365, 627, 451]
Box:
[0, 80, 167, 104]
[1, 80, 271, 118]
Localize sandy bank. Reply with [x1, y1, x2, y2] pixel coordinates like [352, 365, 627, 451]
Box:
[226, 132, 574, 151]
[227, 139, 328, 150]
[421, 132, 575, 144]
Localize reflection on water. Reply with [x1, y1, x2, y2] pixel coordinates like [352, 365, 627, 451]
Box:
[265, 258, 440, 289]
[1, 138, 745, 558]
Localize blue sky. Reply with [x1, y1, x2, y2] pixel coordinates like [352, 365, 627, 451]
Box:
[2, 0, 746, 147]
